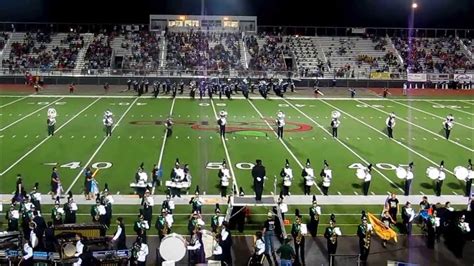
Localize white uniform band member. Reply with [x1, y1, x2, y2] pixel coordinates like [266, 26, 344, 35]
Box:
[218, 110, 227, 138]
[103, 110, 114, 137]
[302, 159, 314, 195]
[435, 161, 445, 197]
[331, 118, 340, 138]
[218, 160, 231, 197]
[276, 111, 285, 139]
[362, 164, 372, 196]
[386, 113, 396, 139]
[443, 114, 454, 140]
[321, 160, 331, 196]
[404, 162, 414, 196]
[47, 107, 57, 136]
[73, 234, 84, 266]
[280, 159, 293, 196]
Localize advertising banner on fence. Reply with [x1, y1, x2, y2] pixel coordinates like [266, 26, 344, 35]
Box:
[428, 73, 450, 82]
[454, 74, 472, 83]
[370, 72, 391, 80]
[407, 73, 427, 82]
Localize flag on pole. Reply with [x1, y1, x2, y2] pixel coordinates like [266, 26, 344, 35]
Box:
[367, 212, 398, 243]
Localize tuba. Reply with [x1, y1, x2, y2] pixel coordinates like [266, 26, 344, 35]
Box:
[331, 111, 341, 119]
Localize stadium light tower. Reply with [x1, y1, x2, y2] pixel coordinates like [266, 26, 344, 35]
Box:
[412, 3, 418, 9]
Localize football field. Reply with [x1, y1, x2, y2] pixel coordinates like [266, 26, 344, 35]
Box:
[0, 94, 473, 234]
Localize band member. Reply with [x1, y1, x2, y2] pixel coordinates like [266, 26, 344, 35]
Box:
[155, 209, 169, 240]
[321, 160, 332, 195]
[141, 190, 154, 226]
[20, 240, 34, 266]
[309, 196, 321, 237]
[363, 164, 372, 196]
[276, 111, 285, 139]
[50, 167, 61, 199]
[331, 118, 340, 138]
[280, 159, 293, 196]
[29, 183, 41, 212]
[162, 193, 175, 214]
[401, 201, 415, 235]
[251, 231, 266, 265]
[73, 234, 84, 266]
[102, 186, 114, 228]
[134, 237, 149, 266]
[404, 162, 414, 196]
[51, 200, 64, 225]
[187, 226, 206, 264]
[443, 115, 454, 140]
[386, 113, 396, 139]
[324, 216, 341, 263]
[112, 217, 127, 250]
[218, 110, 227, 138]
[263, 212, 277, 265]
[302, 159, 315, 195]
[252, 159, 266, 201]
[134, 214, 150, 243]
[349, 88, 356, 98]
[189, 188, 202, 214]
[357, 216, 372, 263]
[220, 221, 233, 265]
[103, 110, 113, 137]
[103, 83, 109, 93]
[435, 161, 445, 196]
[291, 211, 305, 264]
[218, 160, 231, 197]
[47, 108, 56, 136]
[165, 117, 173, 137]
[385, 193, 399, 222]
[211, 204, 222, 233]
[465, 159, 473, 197]
[453, 215, 471, 258]
[64, 192, 78, 224]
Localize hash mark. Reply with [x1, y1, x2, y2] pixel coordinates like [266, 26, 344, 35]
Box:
[35, 135, 39, 138]
[129, 136, 132, 139]
[423, 138, 427, 140]
[452, 191, 458, 195]
[198, 136, 202, 139]
[467, 138, 471, 141]
[354, 191, 359, 195]
[323, 137, 327, 140]
[24, 135, 28, 138]
[82, 136, 86, 139]
[12, 135, 16, 138]
[337, 191, 342, 195]
[94, 136, 97, 139]
[59, 135, 63, 138]
[433, 137, 438, 140]
[117, 136, 121, 139]
[378, 137, 383, 140]
[371, 192, 375, 195]
[412, 138, 416, 140]
[71, 136, 74, 139]
[141, 136, 144, 139]
[368, 137, 371, 140]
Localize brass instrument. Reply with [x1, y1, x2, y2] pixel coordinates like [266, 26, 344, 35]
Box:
[296, 230, 303, 245]
[94, 206, 100, 222]
[330, 228, 337, 244]
[161, 218, 169, 236]
[363, 225, 372, 249]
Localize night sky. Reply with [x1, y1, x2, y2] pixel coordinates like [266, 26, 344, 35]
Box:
[0, 0, 473, 29]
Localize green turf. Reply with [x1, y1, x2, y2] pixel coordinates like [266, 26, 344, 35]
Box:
[1, 96, 473, 197]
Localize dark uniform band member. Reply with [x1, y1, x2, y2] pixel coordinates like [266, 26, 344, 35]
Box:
[165, 117, 173, 138]
[357, 216, 372, 263]
[465, 159, 473, 197]
[252, 159, 266, 201]
[309, 195, 321, 237]
[112, 217, 127, 250]
[324, 215, 340, 264]
[386, 112, 396, 139]
[291, 211, 305, 266]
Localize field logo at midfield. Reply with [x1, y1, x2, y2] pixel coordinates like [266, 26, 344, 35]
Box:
[207, 162, 254, 170]
[130, 119, 312, 133]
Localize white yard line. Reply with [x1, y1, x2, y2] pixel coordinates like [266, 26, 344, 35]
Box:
[156, 97, 176, 169]
[247, 99, 323, 195]
[284, 99, 405, 194]
[320, 100, 455, 176]
[356, 100, 474, 153]
[0, 98, 102, 176]
[461, 100, 474, 106]
[424, 100, 474, 116]
[0, 95, 31, 108]
[2, 94, 474, 101]
[0, 97, 64, 131]
[210, 99, 239, 195]
[391, 100, 474, 130]
[65, 98, 139, 194]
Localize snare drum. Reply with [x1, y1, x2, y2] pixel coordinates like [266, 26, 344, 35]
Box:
[159, 233, 186, 262]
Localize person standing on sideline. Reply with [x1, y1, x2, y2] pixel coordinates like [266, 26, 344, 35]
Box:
[276, 237, 295, 266]
[402, 82, 407, 96]
[401, 202, 415, 235]
[252, 160, 266, 201]
[262, 212, 277, 265]
[385, 193, 399, 223]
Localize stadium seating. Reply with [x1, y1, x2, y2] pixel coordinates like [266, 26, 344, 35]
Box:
[245, 34, 287, 72]
[119, 30, 162, 74]
[82, 32, 115, 74]
[392, 36, 473, 74]
[0, 32, 9, 51]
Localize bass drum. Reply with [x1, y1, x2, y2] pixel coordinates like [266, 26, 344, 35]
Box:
[201, 229, 215, 259]
[61, 242, 76, 258]
[159, 233, 186, 262]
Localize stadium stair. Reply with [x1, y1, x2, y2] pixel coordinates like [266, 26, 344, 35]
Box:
[73, 33, 94, 75]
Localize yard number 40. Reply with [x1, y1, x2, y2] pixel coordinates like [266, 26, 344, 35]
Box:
[60, 161, 112, 170]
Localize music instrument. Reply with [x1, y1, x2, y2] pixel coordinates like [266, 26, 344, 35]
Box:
[396, 167, 407, 179]
[61, 242, 76, 258]
[356, 168, 366, 180]
[454, 166, 469, 181]
[92, 249, 130, 262]
[201, 230, 216, 259]
[54, 223, 103, 238]
[47, 108, 57, 118]
[161, 217, 169, 236]
[331, 110, 341, 119]
[0, 231, 21, 250]
[159, 233, 186, 262]
[363, 225, 372, 249]
[426, 167, 440, 180]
